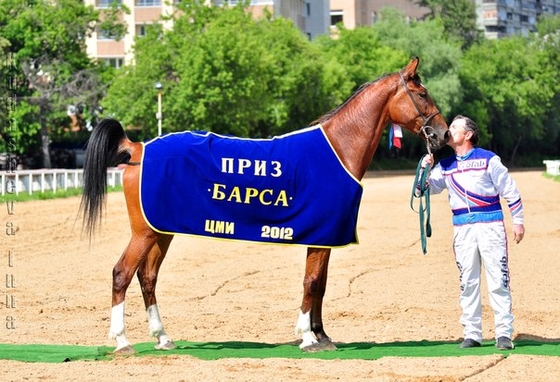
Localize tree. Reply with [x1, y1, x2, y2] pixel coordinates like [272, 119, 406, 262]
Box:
[104, 3, 271, 138]
[367, 8, 463, 159]
[102, 0, 352, 139]
[0, 37, 12, 142]
[0, 0, 124, 167]
[314, 24, 409, 89]
[415, 0, 480, 49]
[532, 14, 560, 159]
[253, 16, 353, 136]
[458, 34, 558, 165]
[371, 8, 463, 118]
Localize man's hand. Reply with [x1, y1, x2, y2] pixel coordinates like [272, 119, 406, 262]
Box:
[513, 224, 525, 244]
[421, 154, 434, 169]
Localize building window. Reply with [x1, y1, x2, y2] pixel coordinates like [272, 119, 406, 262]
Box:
[212, 0, 266, 5]
[330, 10, 343, 27]
[96, 0, 122, 8]
[97, 27, 118, 40]
[136, 24, 147, 36]
[102, 58, 124, 69]
[135, 0, 161, 6]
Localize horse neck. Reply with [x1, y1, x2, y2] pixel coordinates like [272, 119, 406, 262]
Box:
[320, 79, 394, 180]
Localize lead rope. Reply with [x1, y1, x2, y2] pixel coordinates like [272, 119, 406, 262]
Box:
[410, 141, 432, 255]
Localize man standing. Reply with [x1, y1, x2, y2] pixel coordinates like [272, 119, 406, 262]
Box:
[421, 115, 525, 350]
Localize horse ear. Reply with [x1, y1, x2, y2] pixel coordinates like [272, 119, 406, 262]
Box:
[401, 57, 420, 80]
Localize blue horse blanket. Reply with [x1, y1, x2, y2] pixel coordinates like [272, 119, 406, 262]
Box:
[140, 125, 363, 247]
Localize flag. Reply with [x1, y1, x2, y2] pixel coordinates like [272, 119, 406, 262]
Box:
[390, 123, 402, 149]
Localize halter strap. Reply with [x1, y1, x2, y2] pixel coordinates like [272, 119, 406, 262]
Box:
[398, 73, 441, 156]
[398, 73, 440, 131]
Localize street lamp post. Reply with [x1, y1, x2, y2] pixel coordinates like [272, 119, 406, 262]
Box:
[155, 81, 163, 136]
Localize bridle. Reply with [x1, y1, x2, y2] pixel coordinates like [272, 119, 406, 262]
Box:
[399, 73, 441, 155]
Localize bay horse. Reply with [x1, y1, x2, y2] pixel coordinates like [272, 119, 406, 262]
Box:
[81, 57, 449, 354]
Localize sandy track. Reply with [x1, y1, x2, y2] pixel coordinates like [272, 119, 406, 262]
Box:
[1, 170, 559, 381]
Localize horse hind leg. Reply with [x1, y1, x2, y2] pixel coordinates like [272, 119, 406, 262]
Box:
[137, 234, 176, 350]
[295, 247, 337, 352]
[109, 232, 159, 354]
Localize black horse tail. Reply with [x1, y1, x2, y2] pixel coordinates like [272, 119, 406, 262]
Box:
[80, 118, 133, 237]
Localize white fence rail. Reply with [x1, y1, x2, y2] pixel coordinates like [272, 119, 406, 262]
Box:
[543, 160, 560, 177]
[1, 168, 124, 196]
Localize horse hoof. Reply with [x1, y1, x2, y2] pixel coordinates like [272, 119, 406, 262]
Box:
[113, 345, 135, 355]
[155, 340, 177, 350]
[301, 339, 337, 353]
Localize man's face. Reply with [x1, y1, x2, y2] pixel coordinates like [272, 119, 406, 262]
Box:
[448, 118, 472, 147]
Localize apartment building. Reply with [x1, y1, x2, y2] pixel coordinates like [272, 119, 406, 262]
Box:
[330, 0, 560, 40]
[85, 0, 560, 67]
[84, 0, 170, 67]
[476, 0, 560, 39]
[85, 0, 330, 67]
[328, 0, 429, 29]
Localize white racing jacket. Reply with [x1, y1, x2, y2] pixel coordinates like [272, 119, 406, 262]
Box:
[428, 148, 524, 226]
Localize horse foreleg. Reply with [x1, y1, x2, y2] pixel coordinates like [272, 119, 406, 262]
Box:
[110, 233, 158, 354]
[136, 234, 176, 350]
[295, 247, 336, 352]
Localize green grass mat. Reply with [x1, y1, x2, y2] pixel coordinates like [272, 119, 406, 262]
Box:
[1, 340, 559, 363]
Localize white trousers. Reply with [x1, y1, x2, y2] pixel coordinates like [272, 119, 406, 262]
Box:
[453, 221, 513, 342]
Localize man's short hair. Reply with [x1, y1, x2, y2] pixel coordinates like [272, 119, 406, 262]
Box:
[454, 115, 479, 146]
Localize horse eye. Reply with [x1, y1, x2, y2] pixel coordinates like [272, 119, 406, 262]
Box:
[418, 92, 427, 99]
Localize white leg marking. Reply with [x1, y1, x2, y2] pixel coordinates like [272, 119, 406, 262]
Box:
[147, 304, 164, 337]
[295, 310, 317, 349]
[147, 304, 174, 349]
[109, 302, 131, 350]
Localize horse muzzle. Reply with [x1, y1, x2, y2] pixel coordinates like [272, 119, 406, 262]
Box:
[422, 125, 449, 151]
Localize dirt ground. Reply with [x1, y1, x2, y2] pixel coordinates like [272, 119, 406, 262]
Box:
[1, 170, 559, 381]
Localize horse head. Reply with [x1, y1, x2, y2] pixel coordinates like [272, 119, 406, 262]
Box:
[390, 57, 449, 151]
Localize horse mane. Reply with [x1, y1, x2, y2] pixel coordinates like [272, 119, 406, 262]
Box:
[311, 73, 393, 125]
[311, 71, 423, 126]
